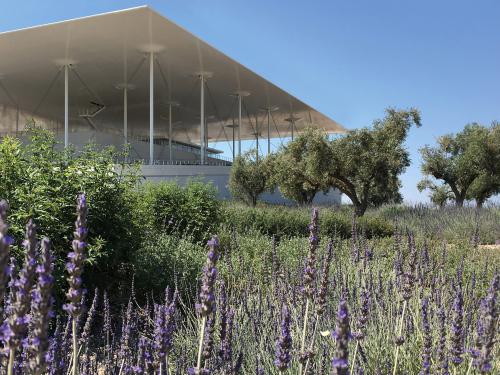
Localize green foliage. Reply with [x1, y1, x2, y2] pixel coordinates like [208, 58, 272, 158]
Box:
[221, 203, 394, 239]
[136, 179, 221, 243]
[133, 232, 205, 299]
[268, 109, 420, 214]
[271, 128, 331, 205]
[420, 122, 500, 206]
[417, 179, 453, 208]
[229, 149, 274, 206]
[0, 127, 141, 295]
[328, 108, 421, 216]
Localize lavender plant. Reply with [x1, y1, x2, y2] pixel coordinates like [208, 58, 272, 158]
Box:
[4, 219, 38, 375]
[64, 194, 88, 375]
[29, 237, 54, 374]
[0, 197, 497, 374]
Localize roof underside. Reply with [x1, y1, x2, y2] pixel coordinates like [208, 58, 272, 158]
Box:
[0, 6, 345, 146]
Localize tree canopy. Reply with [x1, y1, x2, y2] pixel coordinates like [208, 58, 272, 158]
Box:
[419, 122, 500, 207]
[229, 149, 274, 206]
[271, 128, 331, 205]
[327, 108, 421, 216]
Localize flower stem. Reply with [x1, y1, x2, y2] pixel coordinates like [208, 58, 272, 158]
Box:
[7, 348, 15, 375]
[302, 316, 319, 375]
[72, 318, 79, 375]
[350, 341, 359, 375]
[299, 299, 311, 375]
[465, 359, 473, 375]
[392, 299, 407, 375]
[196, 316, 207, 372]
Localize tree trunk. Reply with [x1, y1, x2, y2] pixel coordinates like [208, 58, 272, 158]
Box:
[353, 202, 367, 217]
[455, 197, 464, 207]
[251, 195, 257, 207]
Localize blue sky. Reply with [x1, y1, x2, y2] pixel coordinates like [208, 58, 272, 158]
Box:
[1, 1, 499, 203]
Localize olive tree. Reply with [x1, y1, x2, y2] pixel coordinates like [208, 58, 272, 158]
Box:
[327, 108, 421, 216]
[271, 128, 331, 205]
[419, 122, 500, 207]
[229, 149, 274, 206]
[417, 179, 452, 208]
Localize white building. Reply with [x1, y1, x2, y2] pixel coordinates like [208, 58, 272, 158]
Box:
[0, 6, 345, 205]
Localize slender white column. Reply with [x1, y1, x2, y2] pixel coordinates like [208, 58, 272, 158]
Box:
[168, 102, 173, 162]
[64, 64, 69, 147]
[149, 52, 154, 165]
[291, 119, 294, 140]
[232, 118, 235, 160]
[123, 86, 128, 144]
[200, 74, 205, 164]
[267, 109, 271, 155]
[237, 95, 242, 156]
[255, 114, 259, 162]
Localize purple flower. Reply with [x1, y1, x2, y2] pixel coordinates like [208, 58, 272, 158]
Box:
[450, 282, 464, 365]
[63, 194, 88, 318]
[80, 288, 99, 350]
[153, 289, 177, 369]
[29, 238, 54, 374]
[274, 304, 292, 372]
[0, 199, 12, 319]
[473, 273, 498, 373]
[202, 313, 216, 362]
[402, 233, 417, 301]
[420, 297, 431, 375]
[354, 288, 370, 341]
[436, 307, 449, 375]
[6, 219, 38, 352]
[332, 298, 351, 375]
[316, 241, 334, 316]
[197, 236, 219, 317]
[303, 208, 320, 300]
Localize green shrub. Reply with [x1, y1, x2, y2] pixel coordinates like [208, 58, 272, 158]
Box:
[0, 127, 141, 297]
[136, 179, 221, 244]
[221, 203, 394, 239]
[133, 232, 206, 300]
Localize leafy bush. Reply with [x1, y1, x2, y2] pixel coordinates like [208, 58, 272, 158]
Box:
[132, 232, 205, 299]
[0, 128, 141, 295]
[136, 179, 221, 244]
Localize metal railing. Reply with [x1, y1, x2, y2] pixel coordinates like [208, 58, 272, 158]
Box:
[1, 127, 233, 164]
[116, 158, 232, 166]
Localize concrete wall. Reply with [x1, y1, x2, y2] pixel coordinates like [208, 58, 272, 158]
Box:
[140, 165, 233, 199]
[140, 165, 342, 206]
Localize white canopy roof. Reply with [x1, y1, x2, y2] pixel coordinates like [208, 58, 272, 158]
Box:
[0, 6, 345, 146]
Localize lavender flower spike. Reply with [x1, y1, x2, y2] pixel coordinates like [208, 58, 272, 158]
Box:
[303, 208, 319, 300]
[192, 236, 219, 375]
[197, 236, 219, 317]
[29, 237, 54, 374]
[473, 273, 499, 373]
[64, 194, 88, 375]
[275, 305, 292, 372]
[0, 200, 13, 318]
[316, 241, 334, 316]
[332, 298, 351, 375]
[64, 193, 88, 318]
[5, 218, 38, 372]
[450, 283, 464, 366]
[420, 297, 431, 375]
